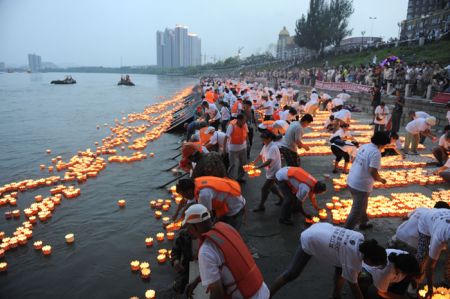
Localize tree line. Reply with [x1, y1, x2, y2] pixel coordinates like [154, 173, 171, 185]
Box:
[295, 0, 354, 54]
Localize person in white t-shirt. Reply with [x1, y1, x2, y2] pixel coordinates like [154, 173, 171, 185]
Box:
[270, 223, 387, 299]
[333, 107, 352, 126]
[404, 117, 437, 155]
[416, 208, 450, 298]
[391, 202, 449, 249]
[183, 204, 270, 299]
[201, 101, 221, 130]
[219, 101, 231, 132]
[251, 131, 284, 212]
[332, 97, 344, 109]
[330, 123, 358, 174]
[345, 132, 390, 230]
[360, 249, 420, 298]
[261, 95, 274, 120]
[204, 128, 227, 154]
[435, 156, 450, 183]
[432, 128, 450, 166]
[373, 102, 390, 133]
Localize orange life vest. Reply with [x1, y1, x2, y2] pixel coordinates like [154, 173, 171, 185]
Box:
[231, 100, 242, 114]
[201, 222, 264, 298]
[273, 110, 280, 120]
[199, 127, 212, 145]
[205, 91, 215, 104]
[194, 176, 241, 218]
[262, 120, 275, 132]
[286, 167, 317, 198]
[229, 120, 248, 145]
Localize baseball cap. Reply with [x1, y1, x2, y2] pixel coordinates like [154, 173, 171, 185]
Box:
[182, 204, 211, 226]
[205, 126, 215, 134]
[425, 117, 436, 126]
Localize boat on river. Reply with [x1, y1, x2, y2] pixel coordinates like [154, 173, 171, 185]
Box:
[118, 75, 135, 86]
[51, 76, 76, 84]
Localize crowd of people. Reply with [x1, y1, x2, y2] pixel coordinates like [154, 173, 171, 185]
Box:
[245, 61, 450, 98]
[168, 78, 449, 299]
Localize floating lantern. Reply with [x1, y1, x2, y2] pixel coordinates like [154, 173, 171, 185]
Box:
[157, 254, 166, 264]
[162, 204, 170, 211]
[33, 241, 43, 250]
[149, 153, 154, 158]
[318, 209, 328, 220]
[42, 245, 52, 255]
[4, 211, 12, 220]
[156, 233, 164, 242]
[17, 235, 27, 245]
[145, 237, 154, 247]
[130, 260, 140, 272]
[118, 199, 126, 207]
[154, 211, 162, 219]
[46, 149, 52, 154]
[0, 249, 4, 258]
[40, 164, 46, 170]
[12, 209, 20, 218]
[0, 262, 7, 272]
[145, 289, 156, 299]
[65, 233, 75, 244]
[162, 217, 171, 226]
[141, 268, 151, 279]
[150, 200, 156, 209]
[140, 262, 150, 271]
[326, 203, 334, 210]
[167, 232, 175, 240]
[174, 196, 183, 205]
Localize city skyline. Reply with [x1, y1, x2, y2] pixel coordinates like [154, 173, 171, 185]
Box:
[0, 0, 409, 67]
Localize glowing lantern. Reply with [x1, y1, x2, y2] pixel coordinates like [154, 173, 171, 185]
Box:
[42, 245, 52, 255]
[0, 262, 7, 272]
[156, 233, 164, 242]
[167, 232, 175, 240]
[157, 254, 166, 264]
[65, 234, 75, 244]
[33, 241, 43, 250]
[141, 268, 151, 279]
[118, 199, 126, 207]
[145, 290, 156, 299]
[154, 211, 162, 219]
[145, 237, 154, 247]
[130, 260, 140, 272]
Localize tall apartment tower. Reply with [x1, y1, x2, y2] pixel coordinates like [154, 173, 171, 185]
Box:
[28, 53, 42, 72]
[156, 25, 201, 68]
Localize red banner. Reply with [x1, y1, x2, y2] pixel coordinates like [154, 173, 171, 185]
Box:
[314, 80, 372, 93]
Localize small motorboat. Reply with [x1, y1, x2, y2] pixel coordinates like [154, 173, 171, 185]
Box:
[51, 76, 76, 84]
[118, 75, 135, 86]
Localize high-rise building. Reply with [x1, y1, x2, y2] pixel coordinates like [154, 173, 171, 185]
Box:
[28, 54, 42, 72]
[156, 25, 201, 68]
[400, 0, 450, 40]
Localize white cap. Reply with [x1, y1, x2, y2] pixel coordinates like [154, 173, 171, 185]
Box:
[182, 204, 211, 226]
[205, 126, 215, 134]
[425, 116, 436, 126]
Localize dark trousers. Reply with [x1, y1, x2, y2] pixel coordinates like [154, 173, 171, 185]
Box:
[282, 240, 312, 282]
[374, 124, 385, 133]
[221, 119, 229, 132]
[390, 111, 402, 133]
[260, 178, 283, 207]
[210, 119, 220, 130]
[247, 126, 254, 159]
[344, 186, 370, 229]
[278, 181, 297, 221]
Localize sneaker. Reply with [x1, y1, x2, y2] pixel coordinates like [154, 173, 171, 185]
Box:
[359, 223, 373, 230]
[279, 218, 294, 226]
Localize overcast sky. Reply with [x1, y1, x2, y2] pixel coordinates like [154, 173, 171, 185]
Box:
[0, 0, 408, 67]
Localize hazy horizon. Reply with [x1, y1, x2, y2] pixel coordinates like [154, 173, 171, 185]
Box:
[0, 0, 408, 67]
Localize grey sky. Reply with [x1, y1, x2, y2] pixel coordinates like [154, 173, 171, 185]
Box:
[0, 0, 408, 67]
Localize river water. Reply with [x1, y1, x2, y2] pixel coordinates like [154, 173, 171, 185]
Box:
[0, 72, 197, 298]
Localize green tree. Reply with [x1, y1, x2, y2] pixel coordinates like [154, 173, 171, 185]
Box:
[295, 0, 353, 53]
[328, 0, 354, 47]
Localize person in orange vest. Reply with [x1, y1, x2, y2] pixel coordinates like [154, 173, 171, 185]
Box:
[205, 88, 215, 104]
[230, 97, 243, 119]
[179, 142, 226, 179]
[275, 166, 327, 225]
[224, 113, 249, 182]
[175, 176, 246, 229]
[183, 204, 270, 299]
[199, 126, 214, 146]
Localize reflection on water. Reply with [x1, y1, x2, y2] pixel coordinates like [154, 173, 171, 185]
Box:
[0, 72, 196, 299]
